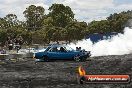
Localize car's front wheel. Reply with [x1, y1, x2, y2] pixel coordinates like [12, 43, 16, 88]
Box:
[43, 56, 49, 62]
[74, 55, 81, 62]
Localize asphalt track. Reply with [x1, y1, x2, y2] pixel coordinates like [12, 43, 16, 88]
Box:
[0, 54, 132, 88]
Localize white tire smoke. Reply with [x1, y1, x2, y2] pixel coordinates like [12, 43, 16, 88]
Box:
[68, 27, 132, 57]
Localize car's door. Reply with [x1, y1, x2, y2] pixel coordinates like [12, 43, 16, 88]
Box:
[47, 47, 60, 59]
[57, 47, 74, 59]
[58, 51, 74, 59]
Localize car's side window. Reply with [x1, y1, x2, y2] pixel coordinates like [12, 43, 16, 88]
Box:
[59, 47, 67, 52]
[49, 47, 58, 52]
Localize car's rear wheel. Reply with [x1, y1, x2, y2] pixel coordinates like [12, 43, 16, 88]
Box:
[43, 56, 49, 62]
[74, 55, 81, 62]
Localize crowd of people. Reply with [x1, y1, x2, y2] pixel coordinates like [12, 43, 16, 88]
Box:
[6, 36, 23, 51]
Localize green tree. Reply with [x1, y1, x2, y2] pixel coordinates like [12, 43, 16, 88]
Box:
[23, 5, 45, 31]
[48, 4, 75, 28]
[43, 17, 54, 27]
[60, 28, 68, 42]
[65, 21, 87, 42]
[0, 18, 7, 29]
[4, 14, 18, 28]
[32, 29, 47, 44]
[51, 27, 63, 43]
[107, 11, 132, 32]
[44, 27, 55, 43]
[0, 29, 7, 46]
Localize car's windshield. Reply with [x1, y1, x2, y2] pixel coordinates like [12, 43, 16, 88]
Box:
[64, 46, 74, 51]
[45, 47, 51, 51]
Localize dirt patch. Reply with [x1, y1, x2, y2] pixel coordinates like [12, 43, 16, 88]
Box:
[0, 54, 132, 88]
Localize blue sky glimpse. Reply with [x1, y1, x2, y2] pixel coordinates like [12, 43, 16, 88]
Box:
[0, 0, 132, 22]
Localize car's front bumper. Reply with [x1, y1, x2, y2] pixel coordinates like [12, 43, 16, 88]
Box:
[80, 51, 91, 58]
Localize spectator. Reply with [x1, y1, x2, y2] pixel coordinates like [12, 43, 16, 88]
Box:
[8, 40, 13, 50]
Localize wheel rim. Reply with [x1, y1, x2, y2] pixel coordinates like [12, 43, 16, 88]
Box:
[74, 56, 80, 61]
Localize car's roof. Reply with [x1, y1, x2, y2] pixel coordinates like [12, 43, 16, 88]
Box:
[49, 44, 66, 48]
[44, 44, 66, 51]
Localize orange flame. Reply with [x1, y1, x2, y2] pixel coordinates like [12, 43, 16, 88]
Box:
[78, 66, 86, 76]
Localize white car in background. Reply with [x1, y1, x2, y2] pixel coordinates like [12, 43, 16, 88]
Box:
[18, 48, 46, 54]
[18, 48, 36, 54]
[37, 48, 46, 52]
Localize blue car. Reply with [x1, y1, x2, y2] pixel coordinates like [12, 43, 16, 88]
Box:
[33, 44, 91, 62]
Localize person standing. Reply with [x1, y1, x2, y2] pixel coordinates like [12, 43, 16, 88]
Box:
[7, 37, 13, 51]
